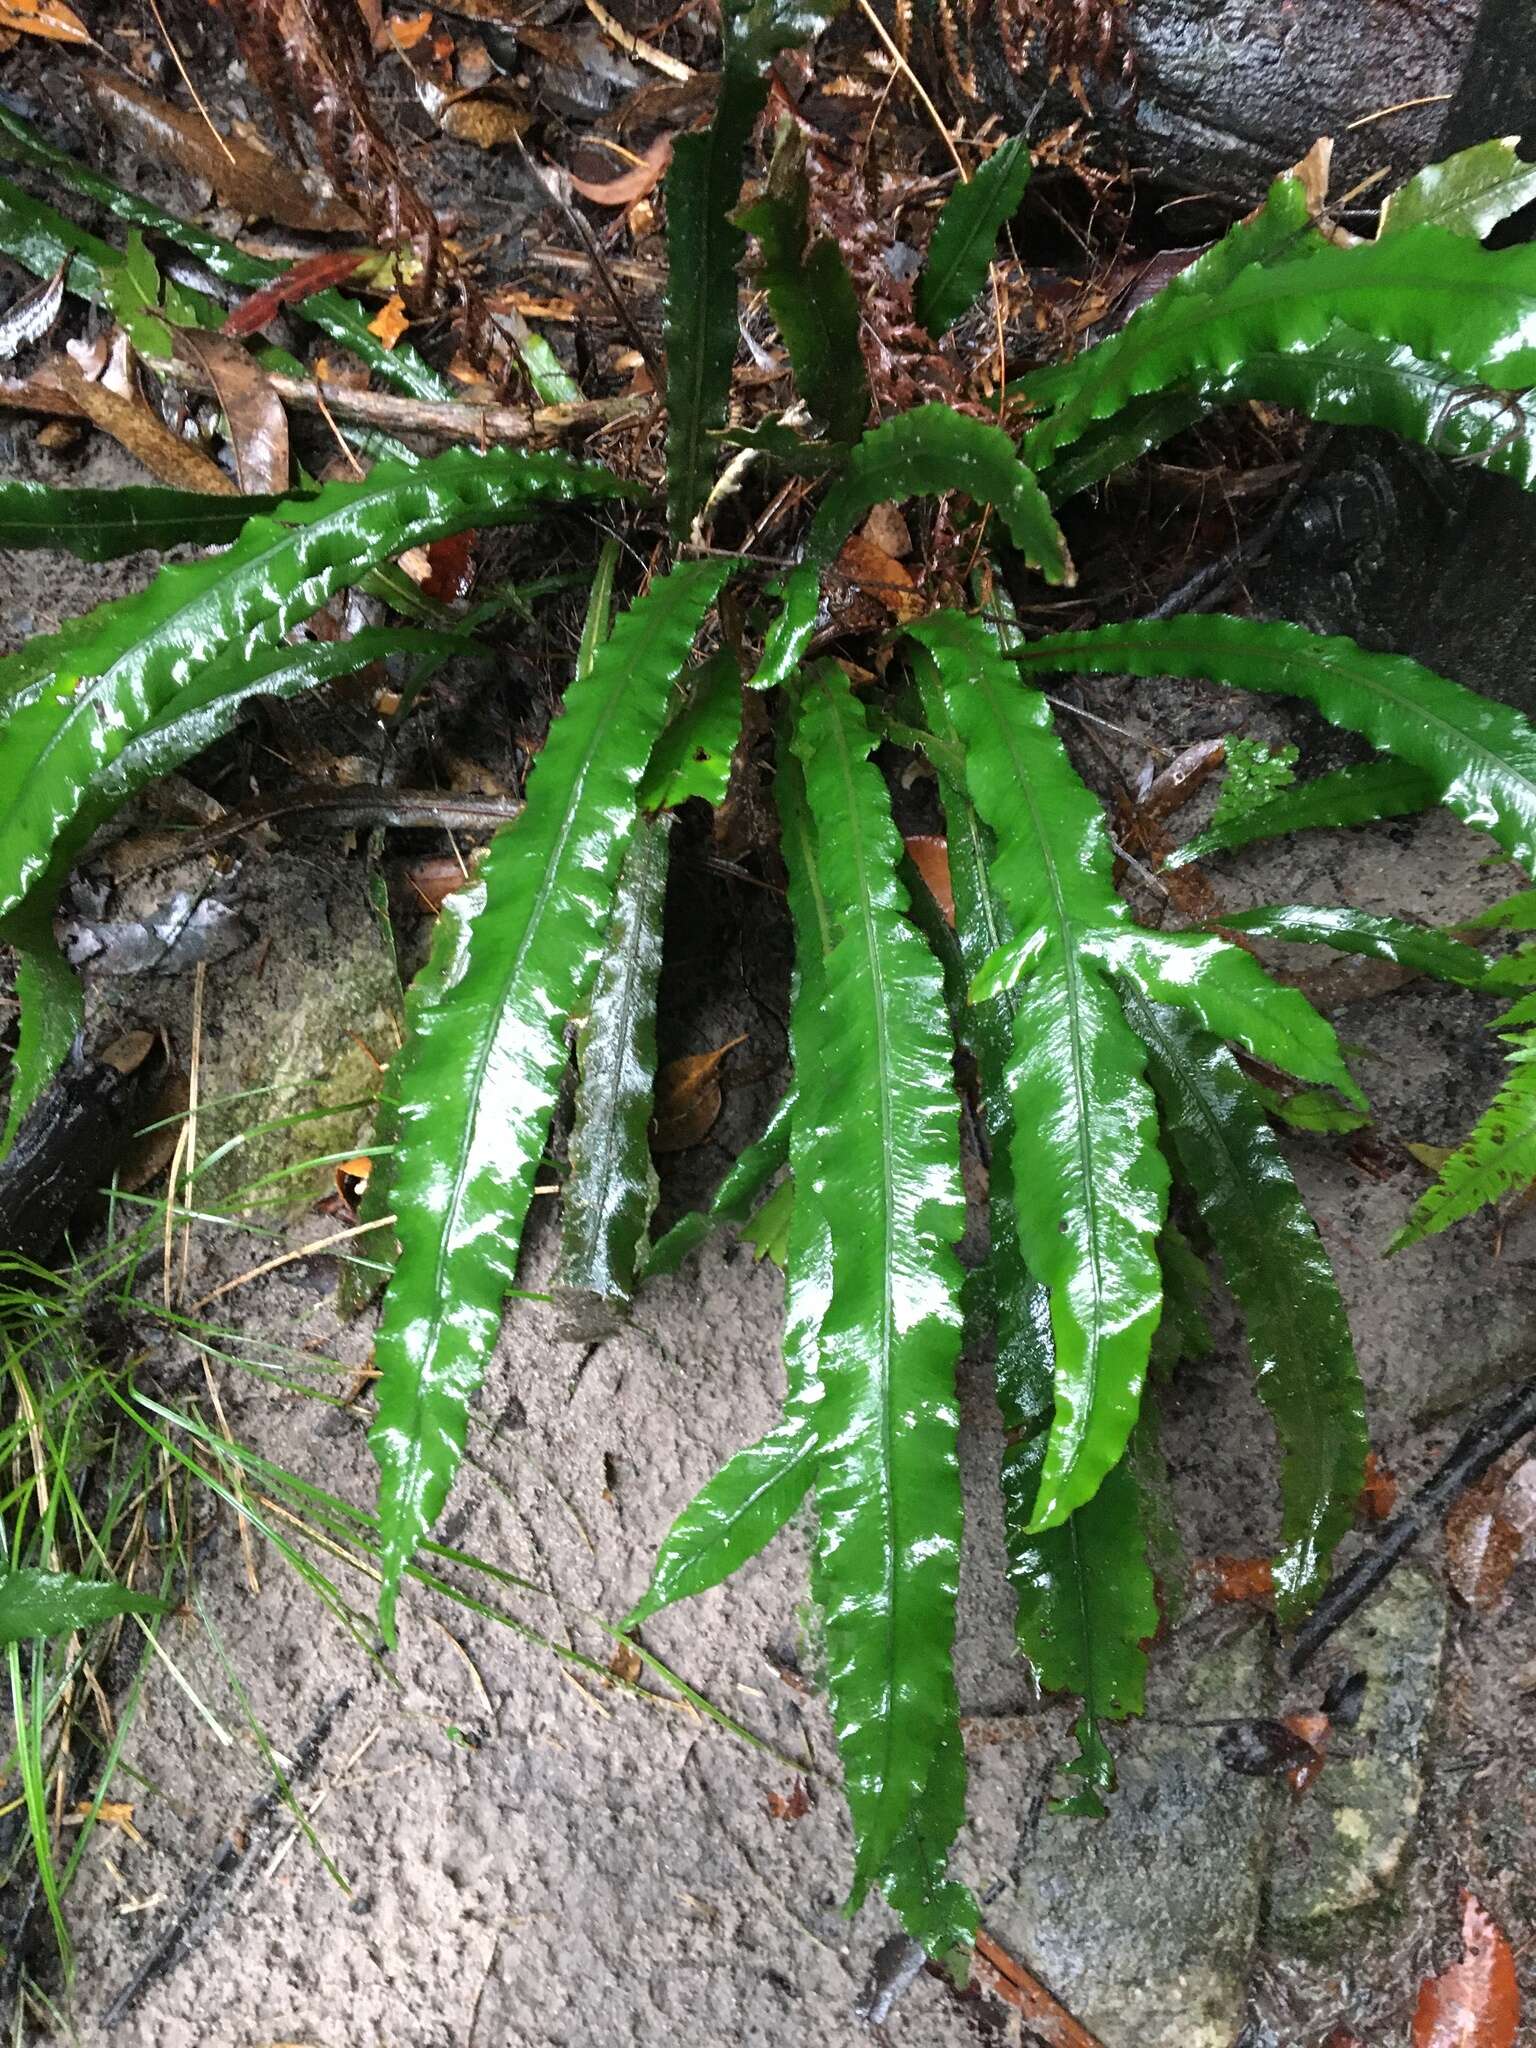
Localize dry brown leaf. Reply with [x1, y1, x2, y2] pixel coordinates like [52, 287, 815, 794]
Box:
[835, 532, 924, 623]
[368, 293, 411, 349]
[904, 835, 954, 927]
[0, 0, 89, 41]
[1360, 1449, 1399, 1521]
[221, 250, 371, 339]
[1444, 1458, 1534, 1612]
[67, 1799, 144, 1843]
[404, 855, 472, 911]
[607, 1639, 643, 1685]
[1280, 1710, 1331, 1797]
[84, 68, 362, 233]
[388, 7, 433, 45]
[765, 1777, 812, 1822]
[651, 1036, 746, 1154]
[1413, 1892, 1520, 2048]
[53, 348, 237, 495]
[487, 288, 580, 323]
[860, 501, 911, 559]
[171, 330, 289, 495]
[569, 133, 675, 207]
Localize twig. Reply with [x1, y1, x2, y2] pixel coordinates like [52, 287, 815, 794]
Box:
[130, 785, 527, 870]
[510, 134, 666, 390]
[150, 357, 653, 446]
[583, 0, 693, 80]
[1289, 1373, 1536, 1674]
[186, 1215, 397, 1314]
[1139, 433, 1332, 621]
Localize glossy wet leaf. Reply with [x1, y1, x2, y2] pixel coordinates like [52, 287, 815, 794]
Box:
[1125, 996, 1367, 1620]
[1380, 138, 1536, 242]
[736, 125, 867, 442]
[0, 901, 82, 1156]
[556, 814, 671, 1314]
[1024, 220, 1536, 463]
[0, 1569, 165, 1642]
[0, 447, 633, 932]
[1216, 905, 1508, 990]
[370, 560, 730, 1638]
[787, 665, 972, 1952]
[807, 405, 1072, 584]
[0, 480, 302, 558]
[642, 1096, 791, 1276]
[1169, 757, 1437, 868]
[639, 650, 742, 810]
[1393, 1027, 1536, 1249]
[916, 134, 1031, 337]
[1010, 614, 1536, 873]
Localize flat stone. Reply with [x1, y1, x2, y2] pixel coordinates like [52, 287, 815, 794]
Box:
[1268, 1567, 1448, 1941]
[990, 1620, 1277, 2048]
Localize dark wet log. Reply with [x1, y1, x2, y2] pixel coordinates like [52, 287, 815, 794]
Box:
[0, 1037, 162, 1264]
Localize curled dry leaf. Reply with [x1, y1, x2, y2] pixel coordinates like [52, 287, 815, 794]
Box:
[650, 1036, 746, 1154]
[835, 532, 924, 623]
[171, 331, 290, 495]
[1413, 1892, 1520, 2048]
[404, 855, 473, 912]
[904, 834, 955, 927]
[84, 68, 362, 234]
[1216, 1718, 1318, 1778]
[0, 0, 88, 39]
[569, 133, 675, 207]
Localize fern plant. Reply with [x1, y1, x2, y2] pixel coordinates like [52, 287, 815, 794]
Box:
[6, 57, 1536, 1962]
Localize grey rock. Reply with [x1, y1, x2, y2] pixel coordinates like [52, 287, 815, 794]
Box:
[1268, 1567, 1448, 1940]
[990, 1620, 1278, 2048]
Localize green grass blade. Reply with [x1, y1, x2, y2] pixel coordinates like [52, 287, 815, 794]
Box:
[0, 449, 632, 929]
[1125, 994, 1367, 1620]
[807, 405, 1072, 583]
[916, 134, 1031, 337]
[555, 814, 671, 1311]
[787, 663, 972, 1950]
[370, 560, 730, 1639]
[910, 609, 1167, 1533]
[1012, 614, 1536, 873]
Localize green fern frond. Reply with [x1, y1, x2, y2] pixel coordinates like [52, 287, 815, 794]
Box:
[1394, 1028, 1536, 1249]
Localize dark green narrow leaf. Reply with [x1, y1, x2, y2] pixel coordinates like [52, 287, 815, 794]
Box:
[642, 1096, 791, 1276]
[1168, 757, 1437, 868]
[556, 813, 672, 1317]
[370, 559, 731, 1639]
[1011, 614, 1536, 874]
[909, 610, 1168, 1533]
[787, 663, 972, 1953]
[736, 125, 868, 441]
[639, 650, 743, 810]
[917, 657, 1154, 1814]
[663, 64, 767, 540]
[0, 1569, 165, 1642]
[807, 405, 1072, 583]
[748, 563, 821, 690]
[1215, 904, 1509, 989]
[626, 749, 831, 1631]
[1379, 137, 1536, 240]
[0, 449, 633, 930]
[0, 903, 81, 1156]
[916, 134, 1031, 338]
[1123, 993, 1368, 1621]
[0, 482, 304, 559]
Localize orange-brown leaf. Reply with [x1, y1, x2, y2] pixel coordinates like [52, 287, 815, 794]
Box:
[368, 293, 411, 349]
[221, 250, 371, 338]
[569, 133, 675, 207]
[387, 8, 433, 47]
[651, 1037, 745, 1154]
[1413, 1892, 1520, 2048]
[54, 349, 236, 494]
[1192, 1554, 1275, 1606]
[835, 531, 924, 623]
[765, 1777, 812, 1822]
[1281, 1710, 1330, 1796]
[1444, 1459, 1533, 1612]
[1360, 1449, 1399, 1521]
[171, 329, 289, 495]
[904, 834, 955, 927]
[0, 0, 89, 42]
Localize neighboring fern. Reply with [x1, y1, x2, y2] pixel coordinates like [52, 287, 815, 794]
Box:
[1394, 1018, 1536, 1248]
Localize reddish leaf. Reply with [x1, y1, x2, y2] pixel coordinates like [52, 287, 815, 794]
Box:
[569, 133, 675, 207]
[1413, 1892, 1520, 2048]
[1191, 1554, 1275, 1605]
[835, 531, 924, 623]
[422, 530, 477, 604]
[1360, 1450, 1399, 1521]
[904, 834, 955, 927]
[1281, 1710, 1331, 1796]
[222, 251, 371, 338]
